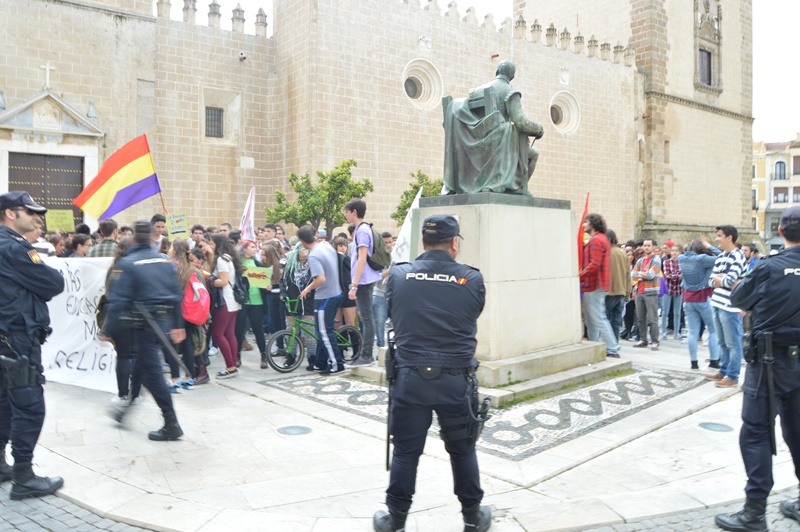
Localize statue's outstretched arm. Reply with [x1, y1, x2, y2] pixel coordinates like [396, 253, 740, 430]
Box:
[507, 93, 544, 139]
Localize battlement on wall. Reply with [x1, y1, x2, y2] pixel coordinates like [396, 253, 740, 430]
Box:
[404, 0, 636, 67]
[155, 0, 270, 37]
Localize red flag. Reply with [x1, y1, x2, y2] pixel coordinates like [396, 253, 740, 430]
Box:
[578, 193, 590, 272]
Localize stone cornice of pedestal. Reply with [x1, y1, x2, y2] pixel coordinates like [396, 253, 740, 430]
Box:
[420, 192, 571, 210]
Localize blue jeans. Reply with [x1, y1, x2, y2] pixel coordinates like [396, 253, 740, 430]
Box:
[373, 294, 388, 348]
[604, 295, 625, 343]
[661, 294, 683, 335]
[684, 300, 720, 362]
[712, 306, 743, 381]
[583, 290, 619, 355]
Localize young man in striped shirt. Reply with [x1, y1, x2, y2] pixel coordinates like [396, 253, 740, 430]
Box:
[705, 225, 746, 388]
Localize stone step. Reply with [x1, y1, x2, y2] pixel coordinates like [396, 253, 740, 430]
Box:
[477, 341, 606, 386]
[350, 354, 632, 407]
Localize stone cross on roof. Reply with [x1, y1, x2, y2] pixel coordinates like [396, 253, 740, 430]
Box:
[40, 62, 56, 90]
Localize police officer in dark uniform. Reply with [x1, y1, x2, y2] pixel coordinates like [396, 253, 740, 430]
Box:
[105, 220, 185, 441]
[715, 205, 800, 531]
[374, 215, 491, 532]
[0, 191, 65, 500]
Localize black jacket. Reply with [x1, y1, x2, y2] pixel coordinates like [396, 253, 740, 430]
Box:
[731, 245, 800, 346]
[0, 225, 64, 336]
[386, 249, 485, 368]
[105, 242, 183, 336]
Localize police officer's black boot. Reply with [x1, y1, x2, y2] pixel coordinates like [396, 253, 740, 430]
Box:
[9, 462, 64, 500]
[0, 452, 12, 483]
[462, 503, 492, 532]
[780, 494, 800, 522]
[372, 507, 407, 531]
[148, 410, 183, 441]
[714, 498, 767, 532]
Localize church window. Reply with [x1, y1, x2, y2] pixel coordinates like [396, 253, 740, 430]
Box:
[698, 50, 712, 86]
[776, 161, 786, 180]
[550, 105, 563, 126]
[205, 107, 224, 138]
[548, 91, 580, 135]
[402, 59, 443, 111]
[404, 77, 421, 99]
[694, 0, 722, 94]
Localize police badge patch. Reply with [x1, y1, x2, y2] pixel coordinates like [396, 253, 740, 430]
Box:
[28, 250, 42, 263]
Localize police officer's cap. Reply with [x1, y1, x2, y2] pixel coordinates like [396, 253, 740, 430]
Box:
[133, 220, 153, 244]
[780, 206, 800, 229]
[0, 191, 47, 214]
[422, 215, 462, 239]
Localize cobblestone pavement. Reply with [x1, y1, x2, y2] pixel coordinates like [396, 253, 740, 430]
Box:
[585, 487, 799, 531]
[0, 481, 151, 532]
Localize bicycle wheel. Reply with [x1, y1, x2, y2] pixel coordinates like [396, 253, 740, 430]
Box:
[336, 325, 362, 362]
[266, 330, 305, 373]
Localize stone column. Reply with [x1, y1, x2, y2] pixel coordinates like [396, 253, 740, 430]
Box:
[573, 33, 584, 54]
[560, 28, 570, 50]
[514, 15, 526, 39]
[587, 36, 598, 58]
[183, 0, 197, 23]
[545, 23, 557, 46]
[600, 42, 611, 60]
[232, 3, 245, 33]
[530, 20, 542, 44]
[255, 8, 267, 37]
[156, 0, 170, 18]
[208, 0, 221, 28]
[613, 44, 625, 63]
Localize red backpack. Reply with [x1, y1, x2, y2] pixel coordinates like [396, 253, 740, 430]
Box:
[182, 271, 211, 325]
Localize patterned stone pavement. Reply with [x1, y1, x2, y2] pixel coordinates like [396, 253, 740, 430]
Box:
[585, 487, 799, 531]
[259, 369, 705, 461]
[0, 481, 151, 532]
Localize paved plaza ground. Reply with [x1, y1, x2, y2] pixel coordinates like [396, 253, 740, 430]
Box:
[3, 335, 800, 531]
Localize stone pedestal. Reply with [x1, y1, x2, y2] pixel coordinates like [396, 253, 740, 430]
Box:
[412, 193, 603, 386]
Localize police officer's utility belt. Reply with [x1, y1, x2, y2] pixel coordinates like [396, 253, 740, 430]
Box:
[0, 335, 46, 389]
[411, 366, 470, 379]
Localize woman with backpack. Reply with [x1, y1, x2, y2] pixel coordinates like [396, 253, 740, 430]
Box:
[235, 240, 270, 369]
[209, 234, 244, 379]
[167, 240, 203, 390]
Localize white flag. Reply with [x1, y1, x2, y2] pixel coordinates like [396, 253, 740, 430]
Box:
[239, 186, 256, 241]
[391, 188, 423, 264]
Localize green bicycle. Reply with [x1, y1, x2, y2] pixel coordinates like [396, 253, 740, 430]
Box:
[265, 297, 363, 373]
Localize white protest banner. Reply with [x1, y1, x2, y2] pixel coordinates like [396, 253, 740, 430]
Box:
[41, 257, 117, 393]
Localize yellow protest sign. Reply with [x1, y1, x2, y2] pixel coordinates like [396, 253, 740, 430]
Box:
[167, 213, 187, 235]
[46, 210, 76, 232]
[245, 266, 272, 289]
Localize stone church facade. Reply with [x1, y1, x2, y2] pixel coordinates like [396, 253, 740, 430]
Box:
[0, 0, 752, 240]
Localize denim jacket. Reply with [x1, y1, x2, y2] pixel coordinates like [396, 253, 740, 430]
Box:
[678, 246, 721, 292]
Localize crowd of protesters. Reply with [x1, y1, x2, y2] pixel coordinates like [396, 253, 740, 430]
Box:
[581, 213, 761, 389]
[34, 200, 397, 409]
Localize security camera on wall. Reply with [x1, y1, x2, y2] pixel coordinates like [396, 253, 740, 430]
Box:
[239, 52, 247, 61]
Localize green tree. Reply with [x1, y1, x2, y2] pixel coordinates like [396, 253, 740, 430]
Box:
[391, 171, 443, 226]
[264, 160, 373, 232]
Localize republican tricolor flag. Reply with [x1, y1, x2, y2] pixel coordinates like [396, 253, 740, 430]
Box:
[73, 135, 161, 219]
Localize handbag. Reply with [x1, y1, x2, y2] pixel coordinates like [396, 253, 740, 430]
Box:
[232, 274, 250, 305]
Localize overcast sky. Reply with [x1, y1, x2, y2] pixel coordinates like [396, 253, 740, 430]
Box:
[169, 0, 798, 142]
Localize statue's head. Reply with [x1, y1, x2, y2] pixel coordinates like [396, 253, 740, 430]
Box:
[495, 61, 516, 81]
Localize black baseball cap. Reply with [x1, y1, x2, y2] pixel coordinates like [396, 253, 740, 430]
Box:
[780, 206, 800, 229]
[0, 191, 47, 214]
[422, 214, 461, 239]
